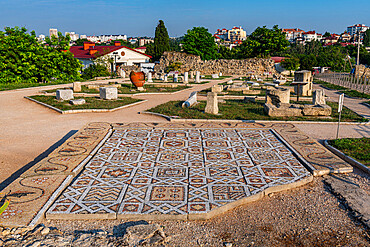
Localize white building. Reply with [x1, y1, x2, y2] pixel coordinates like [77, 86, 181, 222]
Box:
[49, 28, 58, 38]
[347, 24, 369, 36]
[70, 42, 152, 70]
[65, 32, 79, 41]
[282, 28, 304, 42]
[302, 31, 322, 42]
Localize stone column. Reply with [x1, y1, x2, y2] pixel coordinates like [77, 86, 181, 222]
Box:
[313, 89, 326, 105]
[147, 72, 153, 83]
[184, 72, 189, 84]
[73, 81, 81, 92]
[195, 71, 201, 83]
[164, 75, 168, 82]
[205, 92, 219, 114]
[121, 70, 126, 78]
[173, 73, 178, 83]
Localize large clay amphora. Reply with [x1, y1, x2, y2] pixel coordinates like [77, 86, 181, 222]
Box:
[130, 71, 145, 89]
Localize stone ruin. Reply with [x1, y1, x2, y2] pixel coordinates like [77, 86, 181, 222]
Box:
[264, 88, 331, 117]
[182, 91, 197, 108]
[100, 87, 118, 100]
[205, 92, 218, 115]
[293, 70, 313, 96]
[56, 89, 73, 101]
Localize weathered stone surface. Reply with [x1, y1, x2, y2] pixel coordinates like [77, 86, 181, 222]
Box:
[73, 82, 81, 92]
[124, 224, 167, 246]
[56, 89, 73, 101]
[212, 74, 219, 79]
[313, 89, 326, 105]
[244, 96, 257, 103]
[205, 92, 218, 114]
[156, 51, 278, 76]
[147, 72, 153, 83]
[264, 104, 303, 117]
[164, 75, 168, 82]
[265, 88, 290, 106]
[195, 71, 201, 83]
[69, 99, 86, 105]
[211, 85, 223, 93]
[242, 89, 261, 95]
[182, 91, 197, 108]
[184, 71, 189, 83]
[99, 87, 117, 100]
[302, 104, 331, 116]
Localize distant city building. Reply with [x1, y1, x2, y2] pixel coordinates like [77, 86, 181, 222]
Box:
[346, 24, 369, 35]
[65, 32, 79, 41]
[38, 34, 45, 42]
[80, 34, 87, 39]
[49, 28, 58, 38]
[282, 28, 304, 42]
[302, 31, 322, 42]
[214, 28, 228, 42]
[228, 26, 247, 42]
[340, 32, 351, 42]
[138, 38, 154, 47]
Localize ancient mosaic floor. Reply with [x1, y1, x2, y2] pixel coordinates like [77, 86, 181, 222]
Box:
[46, 126, 312, 220]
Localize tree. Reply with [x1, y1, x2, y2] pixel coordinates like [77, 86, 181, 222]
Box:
[182, 27, 218, 60]
[0, 26, 81, 84]
[363, 29, 370, 47]
[239, 25, 289, 58]
[73, 38, 89, 46]
[281, 57, 300, 71]
[150, 20, 170, 61]
[323, 32, 331, 38]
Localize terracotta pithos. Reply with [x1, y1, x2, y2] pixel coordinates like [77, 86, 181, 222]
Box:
[130, 71, 145, 88]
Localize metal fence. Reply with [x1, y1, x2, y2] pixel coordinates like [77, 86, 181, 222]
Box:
[315, 73, 370, 94]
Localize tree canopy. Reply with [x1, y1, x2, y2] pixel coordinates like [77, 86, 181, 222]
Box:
[239, 25, 289, 58]
[146, 20, 170, 61]
[0, 26, 82, 84]
[182, 27, 218, 60]
[363, 29, 370, 47]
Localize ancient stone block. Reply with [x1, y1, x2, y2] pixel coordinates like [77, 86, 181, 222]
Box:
[99, 87, 117, 100]
[211, 85, 223, 93]
[69, 99, 86, 105]
[195, 71, 201, 83]
[211, 74, 219, 79]
[205, 92, 218, 114]
[73, 82, 81, 92]
[56, 89, 74, 101]
[313, 89, 326, 105]
[264, 104, 303, 117]
[302, 104, 331, 116]
[147, 72, 153, 83]
[265, 88, 290, 106]
[184, 72, 189, 83]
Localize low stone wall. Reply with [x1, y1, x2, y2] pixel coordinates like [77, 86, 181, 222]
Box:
[155, 51, 278, 76]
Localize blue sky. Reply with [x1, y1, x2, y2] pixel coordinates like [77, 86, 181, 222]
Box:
[0, 0, 369, 37]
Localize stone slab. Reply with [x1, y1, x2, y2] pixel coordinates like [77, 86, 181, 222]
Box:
[56, 89, 73, 101]
[100, 87, 118, 100]
[70, 99, 86, 105]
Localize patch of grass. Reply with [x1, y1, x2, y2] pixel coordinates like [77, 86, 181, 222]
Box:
[314, 79, 370, 99]
[0, 81, 73, 91]
[45, 84, 191, 94]
[329, 138, 370, 166]
[199, 87, 265, 96]
[149, 100, 367, 122]
[29, 95, 141, 111]
[202, 75, 231, 80]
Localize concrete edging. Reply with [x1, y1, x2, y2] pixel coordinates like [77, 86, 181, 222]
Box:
[139, 111, 369, 125]
[324, 140, 370, 174]
[24, 96, 146, 114]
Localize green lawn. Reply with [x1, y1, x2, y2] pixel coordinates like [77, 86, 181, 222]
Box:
[202, 75, 232, 80]
[314, 79, 370, 99]
[45, 84, 191, 94]
[199, 87, 265, 96]
[29, 95, 141, 111]
[148, 100, 367, 122]
[0, 81, 73, 91]
[329, 138, 370, 166]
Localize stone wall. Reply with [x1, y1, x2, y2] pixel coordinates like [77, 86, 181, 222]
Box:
[155, 52, 278, 76]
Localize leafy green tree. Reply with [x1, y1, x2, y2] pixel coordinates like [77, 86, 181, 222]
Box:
[81, 64, 110, 80]
[281, 57, 300, 70]
[323, 32, 331, 38]
[363, 29, 370, 47]
[239, 25, 289, 58]
[150, 20, 170, 61]
[73, 38, 89, 46]
[45, 31, 70, 51]
[0, 26, 81, 84]
[298, 54, 317, 70]
[169, 37, 183, 52]
[182, 27, 218, 60]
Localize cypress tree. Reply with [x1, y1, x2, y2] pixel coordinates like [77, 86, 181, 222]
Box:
[153, 20, 170, 61]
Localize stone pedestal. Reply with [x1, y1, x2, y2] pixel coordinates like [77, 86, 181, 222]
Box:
[313, 89, 326, 105]
[195, 71, 201, 83]
[211, 85, 223, 93]
[205, 92, 218, 114]
[56, 89, 74, 101]
[99, 87, 117, 100]
[73, 82, 81, 92]
[265, 88, 290, 106]
[184, 72, 189, 83]
[147, 73, 153, 83]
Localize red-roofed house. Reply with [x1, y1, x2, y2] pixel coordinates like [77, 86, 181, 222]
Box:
[302, 31, 322, 42]
[70, 42, 152, 69]
[282, 28, 304, 42]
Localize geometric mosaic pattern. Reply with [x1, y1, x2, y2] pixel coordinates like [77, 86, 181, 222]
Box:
[47, 127, 312, 219]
